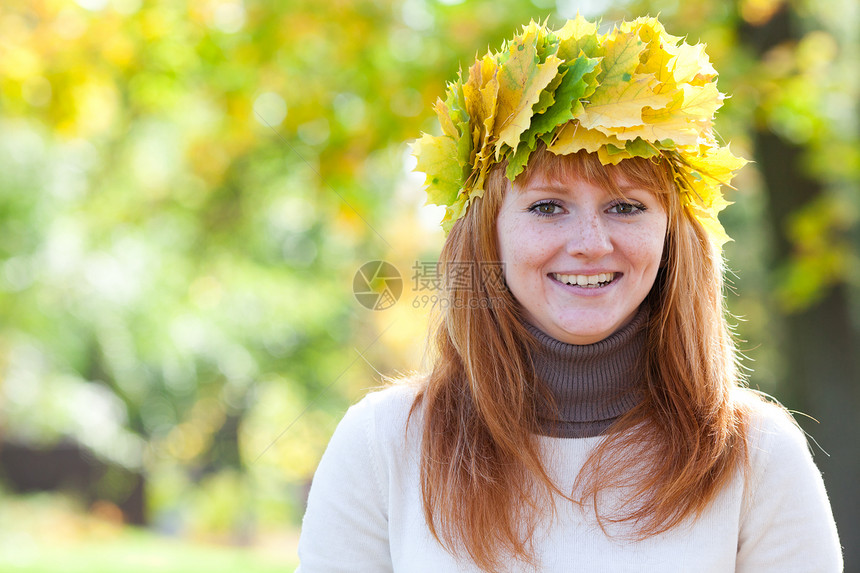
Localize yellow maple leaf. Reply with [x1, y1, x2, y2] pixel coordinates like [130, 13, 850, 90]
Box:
[672, 42, 717, 85]
[433, 99, 459, 139]
[619, 16, 682, 46]
[605, 83, 722, 144]
[463, 55, 500, 140]
[597, 145, 632, 165]
[516, 20, 544, 48]
[637, 40, 680, 92]
[608, 116, 700, 146]
[444, 194, 470, 228]
[411, 133, 462, 207]
[495, 34, 563, 154]
[547, 120, 624, 155]
[594, 27, 645, 86]
[578, 73, 673, 130]
[677, 83, 723, 117]
[556, 13, 601, 59]
[686, 144, 749, 188]
[689, 203, 731, 247]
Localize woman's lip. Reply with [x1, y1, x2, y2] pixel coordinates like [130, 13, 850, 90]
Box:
[549, 271, 620, 276]
[548, 271, 622, 287]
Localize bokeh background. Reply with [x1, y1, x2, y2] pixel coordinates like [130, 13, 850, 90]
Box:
[0, 0, 857, 571]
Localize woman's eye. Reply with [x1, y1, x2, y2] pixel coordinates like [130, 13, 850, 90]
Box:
[529, 202, 562, 216]
[608, 202, 645, 215]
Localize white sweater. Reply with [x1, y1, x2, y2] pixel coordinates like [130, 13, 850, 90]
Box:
[297, 385, 842, 572]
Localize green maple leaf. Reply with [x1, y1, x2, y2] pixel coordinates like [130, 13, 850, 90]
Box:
[443, 76, 468, 125]
[456, 126, 472, 169]
[505, 139, 534, 180]
[503, 56, 600, 181]
[624, 138, 662, 159]
[531, 56, 600, 137]
[532, 70, 565, 117]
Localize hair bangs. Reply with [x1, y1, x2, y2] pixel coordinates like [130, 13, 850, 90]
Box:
[512, 144, 676, 209]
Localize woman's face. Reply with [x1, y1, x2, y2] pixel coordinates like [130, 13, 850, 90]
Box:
[496, 170, 668, 345]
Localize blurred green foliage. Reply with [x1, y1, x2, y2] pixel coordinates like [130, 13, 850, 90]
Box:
[0, 490, 297, 571]
[0, 0, 857, 566]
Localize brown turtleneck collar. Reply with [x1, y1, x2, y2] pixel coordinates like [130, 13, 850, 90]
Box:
[525, 305, 649, 439]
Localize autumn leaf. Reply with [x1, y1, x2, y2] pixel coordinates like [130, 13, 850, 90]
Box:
[443, 76, 469, 125]
[624, 138, 664, 159]
[456, 126, 472, 168]
[576, 28, 672, 131]
[671, 42, 717, 85]
[505, 55, 601, 180]
[637, 40, 679, 92]
[433, 99, 459, 139]
[532, 70, 565, 116]
[579, 73, 672, 130]
[411, 133, 462, 207]
[676, 83, 723, 117]
[463, 55, 501, 142]
[686, 144, 749, 190]
[619, 16, 682, 46]
[604, 83, 722, 144]
[441, 194, 471, 234]
[547, 120, 624, 155]
[530, 56, 601, 137]
[454, 53, 505, 196]
[522, 19, 562, 64]
[671, 144, 747, 248]
[505, 143, 531, 181]
[494, 33, 562, 154]
[687, 202, 732, 247]
[556, 13, 601, 59]
[463, 56, 499, 158]
[592, 27, 645, 88]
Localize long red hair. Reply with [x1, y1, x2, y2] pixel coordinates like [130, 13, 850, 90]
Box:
[409, 145, 750, 571]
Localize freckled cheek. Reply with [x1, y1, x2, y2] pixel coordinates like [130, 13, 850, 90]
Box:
[507, 249, 554, 290]
[499, 237, 552, 284]
[623, 225, 667, 271]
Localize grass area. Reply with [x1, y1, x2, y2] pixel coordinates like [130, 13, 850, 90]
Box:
[0, 494, 299, 573]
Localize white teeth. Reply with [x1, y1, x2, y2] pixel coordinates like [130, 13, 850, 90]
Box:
[553, 272, 616, 287]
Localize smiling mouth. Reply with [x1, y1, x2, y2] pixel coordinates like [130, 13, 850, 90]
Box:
[551, 272, 617, 287]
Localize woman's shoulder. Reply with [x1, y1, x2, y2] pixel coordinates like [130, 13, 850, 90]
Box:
[731, 390, 842, 569]
[352, 378, 421, 415]
[732, 387, 817, 473]
[340, 378, 423, 442]
[734, 387, 804, 438]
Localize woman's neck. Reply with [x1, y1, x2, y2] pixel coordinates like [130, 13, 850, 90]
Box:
[525, 305, 649, 438]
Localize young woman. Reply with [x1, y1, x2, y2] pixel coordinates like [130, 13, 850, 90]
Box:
[297, 16, 842, 572]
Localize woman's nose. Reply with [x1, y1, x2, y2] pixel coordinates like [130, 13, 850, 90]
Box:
[565, 211, 612, 258]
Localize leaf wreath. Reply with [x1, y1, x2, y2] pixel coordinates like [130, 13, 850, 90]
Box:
[411, 15, 748, 247]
